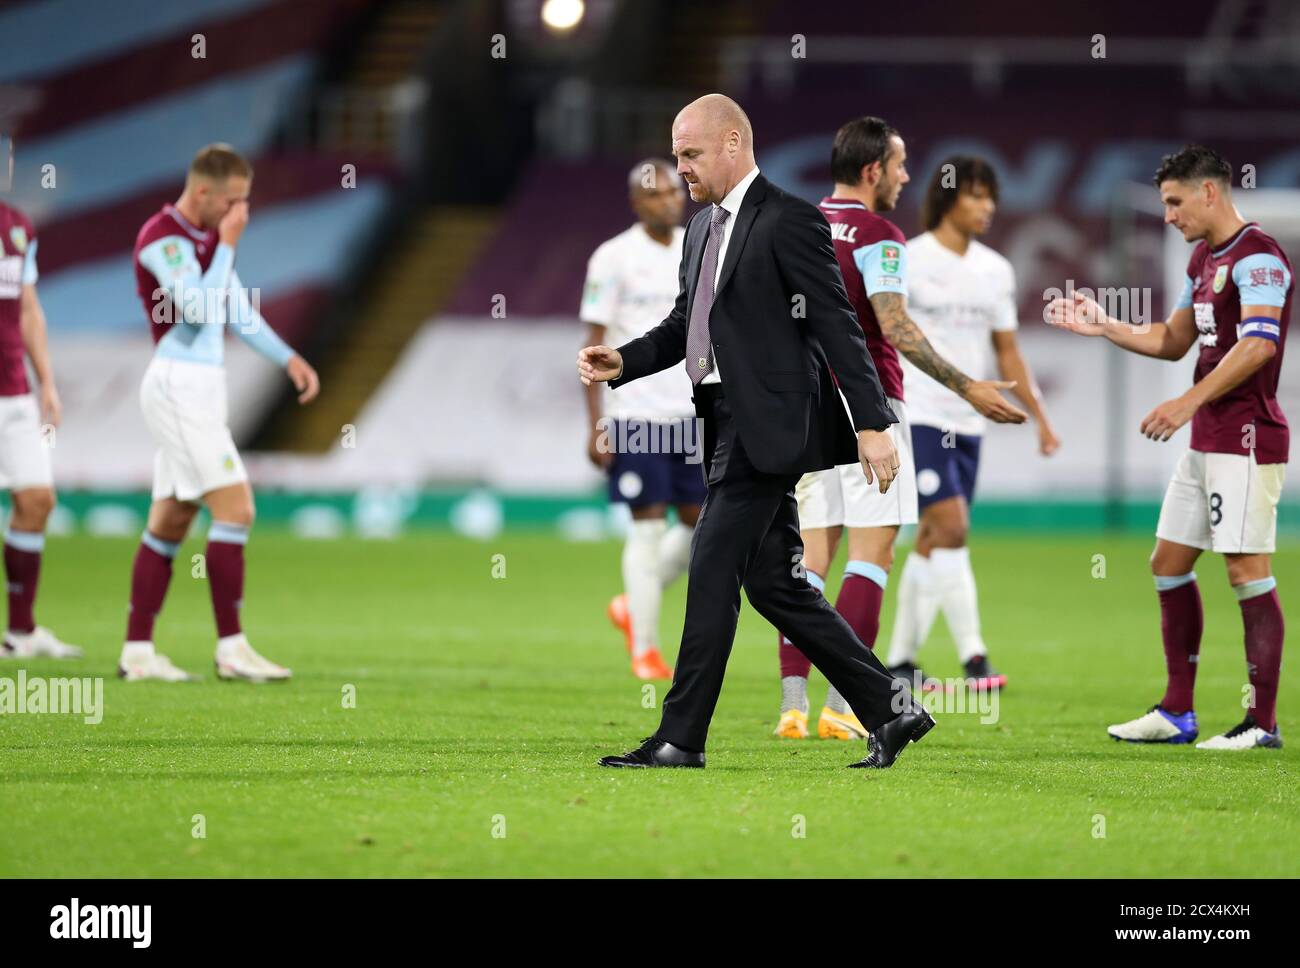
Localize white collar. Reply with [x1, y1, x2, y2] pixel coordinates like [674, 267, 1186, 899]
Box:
[716, 166, 760, 219]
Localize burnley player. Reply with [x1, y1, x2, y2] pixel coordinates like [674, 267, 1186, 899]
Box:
[1049, 145, 1290, 750]
[886, 156, 1060, 690]
[774, 119, 1026, 740]
[582, 159, 700, 680]
[0, 200, 80, 660]
[121, 144, 319, 682]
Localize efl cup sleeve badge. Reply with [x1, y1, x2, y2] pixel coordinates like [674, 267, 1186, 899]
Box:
[1212, 264, 1229, 294]
[9, 226, 27, 253]
[163, 241, 183, 266]
[881, 244, 901, 274]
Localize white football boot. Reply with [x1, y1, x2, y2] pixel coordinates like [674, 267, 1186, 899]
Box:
[215, 634, 291, 682]
[1196, 716, 1283, 750]
[2, 626, 83, 659]
[118, 642, 199, 682]
[1107, 705, 1199, 744]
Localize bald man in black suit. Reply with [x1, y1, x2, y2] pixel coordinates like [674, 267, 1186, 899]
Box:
[579, 95, 935, 769]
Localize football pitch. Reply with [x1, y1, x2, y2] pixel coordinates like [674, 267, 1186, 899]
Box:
[1, 529, 1297, 878]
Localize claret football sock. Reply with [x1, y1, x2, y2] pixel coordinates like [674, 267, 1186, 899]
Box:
[126, 530, 180, 643]
[779, 570, 822, 705]
[1236, 578, 1283, 733]
[1155, 572, 1202, 715]
[4, 527, 45, 634]
[837, 559, 887, 650]
[206, 521, 249, 639]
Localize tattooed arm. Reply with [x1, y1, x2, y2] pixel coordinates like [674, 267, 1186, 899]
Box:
[870, 291, 1027, 423]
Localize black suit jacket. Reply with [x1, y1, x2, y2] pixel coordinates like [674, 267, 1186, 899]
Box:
[609, 173, 897, 477]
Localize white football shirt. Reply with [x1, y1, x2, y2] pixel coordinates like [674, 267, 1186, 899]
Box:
[903, 231, 1018, 436]
[581, 222, 694, 420]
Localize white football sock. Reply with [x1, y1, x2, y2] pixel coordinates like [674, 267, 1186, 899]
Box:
[887, 552, 939, 666]
[120, 640, 155, 662]
[623, 519, 666, 657]
[781, 675, 809, 714]
[930, 546, 987, 663]
[656, 522, 693, 587]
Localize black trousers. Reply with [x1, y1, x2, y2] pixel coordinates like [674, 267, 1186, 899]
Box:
[656, 384, 903, 752]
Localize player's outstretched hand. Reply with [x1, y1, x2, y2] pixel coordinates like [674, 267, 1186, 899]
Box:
[1045, 289, 1108, 336]
[287, 354, 320, 404]
[39, 382, 62, 428]
[577, 345, 623, 385]
[1140, 395, 1196, 442]
[857, 429, 898, 495]
[965, 380, 1028, 424]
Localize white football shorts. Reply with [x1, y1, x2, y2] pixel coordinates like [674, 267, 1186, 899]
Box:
[140, 357, 247, 503]
[1156, 448, 1285, 555]
[795, 396, 918, 529]
[0, 393, 54, 491]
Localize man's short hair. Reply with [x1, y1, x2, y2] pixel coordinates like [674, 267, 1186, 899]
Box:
[189, 143, 253, 182]
[831, 117, 898, 186]
[1153, 145, 1231, 188]
[922, 155, 999, 231]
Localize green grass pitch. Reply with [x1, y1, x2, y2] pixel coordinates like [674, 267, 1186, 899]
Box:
[1, 529, 1297, 877]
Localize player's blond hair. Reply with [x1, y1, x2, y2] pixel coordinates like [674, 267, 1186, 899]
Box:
[187, 143, 253, 184]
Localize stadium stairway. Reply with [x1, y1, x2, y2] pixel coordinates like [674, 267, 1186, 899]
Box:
[655, 0, 761, 91]
[321, 0, 447, 156]
[260, 205, 498, 451]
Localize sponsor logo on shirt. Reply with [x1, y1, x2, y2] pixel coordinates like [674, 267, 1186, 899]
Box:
[1247, 265, 1287, 288]
[1194, 302, 1217, 346]
[1212, 264, 1229, 293]
[0, 254, 21, 298]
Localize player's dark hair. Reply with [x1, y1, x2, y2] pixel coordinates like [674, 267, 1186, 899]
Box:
[831, 117, 898, 186]
[189, 143, 253, 182]
[1153, 145, 1231, 188]
[922, 155, 999, 231]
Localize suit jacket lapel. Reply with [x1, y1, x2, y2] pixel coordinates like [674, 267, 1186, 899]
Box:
[714, 174, 766, 297]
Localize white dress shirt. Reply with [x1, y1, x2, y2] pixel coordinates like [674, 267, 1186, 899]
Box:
[699, 165, 760, 385]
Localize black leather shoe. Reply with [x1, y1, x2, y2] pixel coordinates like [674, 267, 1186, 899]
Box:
[848, 705, 935, 769]
[599, 736, 705, 768]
